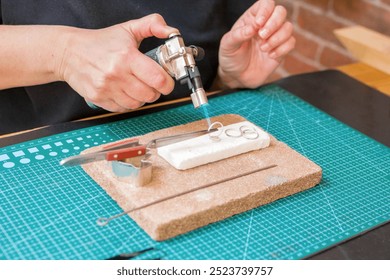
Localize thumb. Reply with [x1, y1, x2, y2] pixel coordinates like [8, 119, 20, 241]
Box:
[122, 13, 179, 41]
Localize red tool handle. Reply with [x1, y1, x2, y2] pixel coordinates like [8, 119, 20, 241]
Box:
[105, 145, 147, 161]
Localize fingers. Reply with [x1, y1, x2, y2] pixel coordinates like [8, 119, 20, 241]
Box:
[124, 14, 177, 95]
[259, 5, 287, 40]
[255, 3, 295, 59]
[86, 92, 146, 113]
[124, 13, 179, 41]
[86, 96, 130, 112]
[254, 0, 276, 27]
[120, 75, 161, 104]
[88, 74, 164, 112]
[65, 15, 179, 113]
[129, 50, 175, 95]
[222, 1, 291, 54]
[269, 36, 296, 60]
[260, 21, 293, 53]
[224, 0, 275, 48]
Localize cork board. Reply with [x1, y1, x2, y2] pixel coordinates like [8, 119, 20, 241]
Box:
[82, 114, 322, 241]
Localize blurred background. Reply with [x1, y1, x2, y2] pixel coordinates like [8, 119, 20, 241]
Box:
[267, 0, 390, 82]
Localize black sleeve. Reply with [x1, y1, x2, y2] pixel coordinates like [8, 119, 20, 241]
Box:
[0, 1, 2, 24]
[226, 0, 257, 27]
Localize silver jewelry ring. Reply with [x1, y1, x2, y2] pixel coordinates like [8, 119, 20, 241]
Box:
[224, 128, 242, 138]
[240, 126, 259, 140]
[208, 121, 223, 142]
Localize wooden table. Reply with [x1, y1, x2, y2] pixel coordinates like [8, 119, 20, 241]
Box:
[338, 62, 390, 97]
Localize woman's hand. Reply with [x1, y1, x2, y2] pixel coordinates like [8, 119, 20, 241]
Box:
[56, 14, 178, 112]
[216, 0, 295, 89]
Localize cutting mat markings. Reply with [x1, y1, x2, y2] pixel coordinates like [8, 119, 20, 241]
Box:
[0, 132, 114, 170]
[0, 85, 389, 260]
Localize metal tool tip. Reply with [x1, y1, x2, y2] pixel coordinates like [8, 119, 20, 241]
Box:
[96, 217, 109, 227]
[191, 88, 208, 108]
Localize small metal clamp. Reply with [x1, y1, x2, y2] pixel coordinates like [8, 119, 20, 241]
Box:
[109, 129, 218, 187]
[109, 148, 153, 187]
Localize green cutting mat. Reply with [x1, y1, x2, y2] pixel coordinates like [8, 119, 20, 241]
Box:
[1, 85, 389, 260]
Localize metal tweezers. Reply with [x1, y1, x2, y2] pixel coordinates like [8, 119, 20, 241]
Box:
[60, 128, 217, 167]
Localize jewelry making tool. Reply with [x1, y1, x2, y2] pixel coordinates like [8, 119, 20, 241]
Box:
[87, 32, 211, 125]
[60, 129, 217, 167]
[60, 128, 218, 186]
[144, 32, 208, 109]
[97, 164, 278, 227]
[59, 138, 145, 166]
[106, 247, 159, 260]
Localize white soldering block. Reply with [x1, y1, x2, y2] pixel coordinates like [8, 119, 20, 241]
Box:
[157, 121, 271, 170]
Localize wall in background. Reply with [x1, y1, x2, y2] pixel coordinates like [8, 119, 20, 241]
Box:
[267, 0, 390, 82]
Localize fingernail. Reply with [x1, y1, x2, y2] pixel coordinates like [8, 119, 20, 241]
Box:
[270, 52, 277, 59]
[259, 29, 268, 39]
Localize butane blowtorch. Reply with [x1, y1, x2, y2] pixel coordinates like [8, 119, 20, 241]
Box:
[144, 33, 208, 108]
[86, 33, 208, 110]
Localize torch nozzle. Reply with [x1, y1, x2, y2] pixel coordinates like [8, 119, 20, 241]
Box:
[191, 88, 208, 108]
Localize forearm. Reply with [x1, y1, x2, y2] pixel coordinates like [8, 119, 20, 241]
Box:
[0, 14, 181, 113]
[0, 25, 71, 89]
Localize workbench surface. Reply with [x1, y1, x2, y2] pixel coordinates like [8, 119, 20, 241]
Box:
[0, 69, 389, 260]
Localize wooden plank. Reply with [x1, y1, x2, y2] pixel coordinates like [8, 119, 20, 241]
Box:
[338, 62, 390, 96]
[334, 26, 390, 74]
